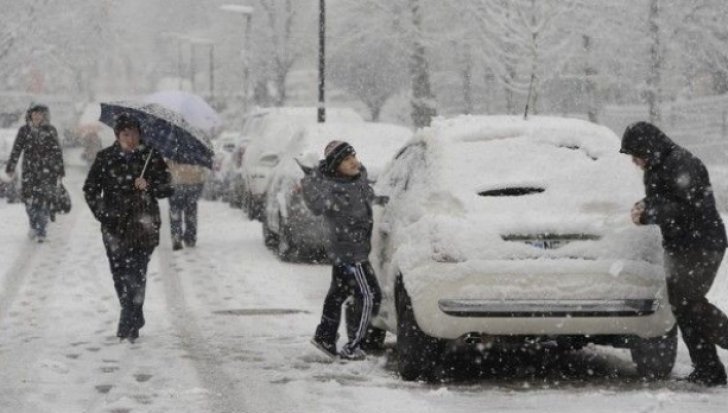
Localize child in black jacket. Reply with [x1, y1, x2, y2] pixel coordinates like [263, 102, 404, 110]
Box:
[302, 141, 384, 360]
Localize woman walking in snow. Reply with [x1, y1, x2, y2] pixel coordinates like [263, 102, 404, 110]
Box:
[5, 104, 65, 243]
[83, 113, 172, 342]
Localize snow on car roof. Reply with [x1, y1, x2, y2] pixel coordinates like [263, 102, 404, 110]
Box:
[387, 115, 657, 261]
[246, 106, 364, 125]
[243, 107, 366, 155]
[291, 122, 412, 175]
[419, 115, 642, 220]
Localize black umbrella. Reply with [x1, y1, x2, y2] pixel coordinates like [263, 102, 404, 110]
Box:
[99, 101, 214, 169]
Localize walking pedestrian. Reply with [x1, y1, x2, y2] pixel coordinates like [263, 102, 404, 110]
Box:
[621, 121, 728, 386]
[5, 104, 65, 243]
[166, 159, 207, 250]
[302, 140, 385, 360]
[83, 113, 172, 342]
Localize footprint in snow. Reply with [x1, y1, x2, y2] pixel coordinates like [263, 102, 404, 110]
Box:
[134, 373, 153, 383]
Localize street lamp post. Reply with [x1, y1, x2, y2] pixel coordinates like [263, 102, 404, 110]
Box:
[318, 0, 326, 123]
[220, 4, 254, 114]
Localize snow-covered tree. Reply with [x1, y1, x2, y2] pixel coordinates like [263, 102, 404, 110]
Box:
[462, 0, 580, 115]
[254, 0, 311, 106]
[334, 0, 439, 127]
[328, 40, 408, 121]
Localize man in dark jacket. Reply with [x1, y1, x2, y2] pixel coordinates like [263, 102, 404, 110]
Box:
[6, 104, 65, 242]
[302, 141, 383, 360]
[621, 121, 728, 386]
[83, 113, 172, 342]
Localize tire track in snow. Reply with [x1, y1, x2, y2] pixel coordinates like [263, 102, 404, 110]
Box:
[0, 167, 86, 324]
[158, 240, 248, 413]
[0, 240, 38, 324]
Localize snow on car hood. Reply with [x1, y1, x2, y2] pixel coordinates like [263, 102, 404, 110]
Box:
[382, 115, 663, 277]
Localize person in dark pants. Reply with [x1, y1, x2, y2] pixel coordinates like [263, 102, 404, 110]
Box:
[621, 121, 728, 386]
[5, 104, 65, 242]
[302, 141, 384, 360]
[83, 113, 172, 342]
[166, 159, 207, 250]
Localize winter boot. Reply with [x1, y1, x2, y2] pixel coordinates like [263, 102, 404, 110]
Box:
[339, 345, 367, 361]
[128, 327, 140, 343]
[172, 240, 184, 251]
[311, 336, 337, 359]
[686, 367, 727, 386]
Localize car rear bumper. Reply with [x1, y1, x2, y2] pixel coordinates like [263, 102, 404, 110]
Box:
[403, 259, 675, 339]
[438, 298, 658, 317]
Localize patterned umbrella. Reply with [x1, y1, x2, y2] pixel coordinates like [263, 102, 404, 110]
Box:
[99, 101, 214, 168]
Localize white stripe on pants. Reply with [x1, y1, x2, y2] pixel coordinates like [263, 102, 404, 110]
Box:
[348, 262, 373, 349]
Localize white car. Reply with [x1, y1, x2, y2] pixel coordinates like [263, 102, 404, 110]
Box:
[262, 122, 412, 261]
[204, 131, 241, 201]
[238, 107, 363, 220]
[370, 115, 676, 381]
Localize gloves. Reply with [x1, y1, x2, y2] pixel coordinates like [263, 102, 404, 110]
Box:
[373, 195, 390, 206]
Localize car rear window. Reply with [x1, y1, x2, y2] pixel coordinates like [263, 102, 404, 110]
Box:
[478, 187, 545, 197]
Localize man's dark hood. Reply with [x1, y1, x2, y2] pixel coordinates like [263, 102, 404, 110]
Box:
[25, 104, 50, 124]
[619, 121, 676, 166]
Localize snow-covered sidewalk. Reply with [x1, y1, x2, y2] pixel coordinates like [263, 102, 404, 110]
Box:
[1, 162, 728, 413]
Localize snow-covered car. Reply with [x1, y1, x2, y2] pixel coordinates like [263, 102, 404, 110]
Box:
[370, 115, 676, 381]
[262, 122, 412, 261]
[205, 131, 243, 201]
[237, 107, 364, 220]
[0, 128, 20, 202]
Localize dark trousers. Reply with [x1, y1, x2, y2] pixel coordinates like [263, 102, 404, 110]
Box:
[315, 261, 381, 352]
[169, 184, 203, 244]
[24, 198, 49, 237]
[103, 233, 154, 338]
[665, 249, 728, 371]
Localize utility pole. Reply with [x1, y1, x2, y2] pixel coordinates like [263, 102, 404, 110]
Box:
[209, 44, 215, 99]
[318, 0, 326, 123]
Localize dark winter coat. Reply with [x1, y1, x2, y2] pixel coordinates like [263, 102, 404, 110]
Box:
[621, 122, 727, 253]
[301, 161, 376, 264]
[83, 142, 172, 251]
[5, 119, 65, 204]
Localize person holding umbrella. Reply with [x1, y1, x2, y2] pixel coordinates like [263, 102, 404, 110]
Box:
[83, 113, 172, 342]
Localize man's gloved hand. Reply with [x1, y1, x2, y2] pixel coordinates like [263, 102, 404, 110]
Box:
[373, 195, 390, 206]
[631, 200, 646, 225]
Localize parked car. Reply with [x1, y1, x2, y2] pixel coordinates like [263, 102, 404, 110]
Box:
[0, 128, 20, 202]
[236, 107, 364, 220]
[262, 122, 412, 261]
[204, 131, 243, 201]
[369, 115, 676, 381]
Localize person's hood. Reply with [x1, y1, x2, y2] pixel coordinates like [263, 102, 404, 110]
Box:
[25, 104, 50, 125]
[619, 121, 675, 166]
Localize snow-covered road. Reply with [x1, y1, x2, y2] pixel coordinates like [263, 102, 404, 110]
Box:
[1, 156, 728, 413]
